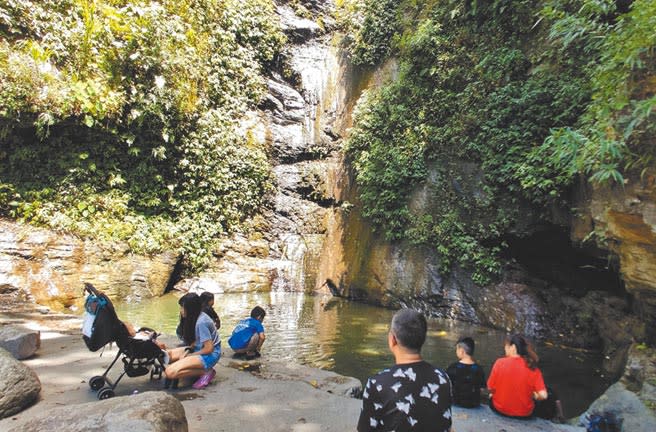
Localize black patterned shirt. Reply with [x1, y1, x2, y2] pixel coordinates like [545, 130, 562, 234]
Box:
[357, 361, 453, 432]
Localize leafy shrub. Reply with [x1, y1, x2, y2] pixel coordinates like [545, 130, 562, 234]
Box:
[337, 0, 400, 66]
[344, 0, 597, 283]
[541, 0, 656, 184]
[0, 0, 284, 271]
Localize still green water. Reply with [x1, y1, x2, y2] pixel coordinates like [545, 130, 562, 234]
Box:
[114, 291, 609, 417]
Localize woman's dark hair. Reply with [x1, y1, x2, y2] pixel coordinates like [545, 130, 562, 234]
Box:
[176, 293, 197, 340]
[178, 292, 196, 306]
[250, 306, 266, 320]
[200, 291, 214, 306]
[505, 334, 539, 369]
[200, 291, 220, 329]
[181, 293, 202, 346]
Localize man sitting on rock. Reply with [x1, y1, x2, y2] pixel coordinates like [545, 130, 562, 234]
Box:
[228, 306, 266, 360]
[357, 309, 453, 432]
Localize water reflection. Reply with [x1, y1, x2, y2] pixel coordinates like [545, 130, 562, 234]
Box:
[114, 291, 609, 417]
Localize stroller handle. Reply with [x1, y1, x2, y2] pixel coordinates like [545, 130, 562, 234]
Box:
[83, 282, 101, 296]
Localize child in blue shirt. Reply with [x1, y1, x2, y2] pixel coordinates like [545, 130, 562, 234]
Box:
[228, 306, 266, 360]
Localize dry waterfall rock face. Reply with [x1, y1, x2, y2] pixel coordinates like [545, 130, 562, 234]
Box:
[9, 391, 188, 432]
[0, 219, 179, 310]
[0, 347, 41, 419]
[0, 324, 40, 359]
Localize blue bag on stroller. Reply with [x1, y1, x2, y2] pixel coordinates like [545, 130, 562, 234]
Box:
[82, 283, 166, 400]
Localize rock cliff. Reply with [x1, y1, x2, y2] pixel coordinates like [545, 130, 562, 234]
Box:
[0, 219, 178, 310]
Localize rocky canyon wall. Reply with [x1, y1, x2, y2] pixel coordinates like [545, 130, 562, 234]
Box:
[0, 220, 177, 311]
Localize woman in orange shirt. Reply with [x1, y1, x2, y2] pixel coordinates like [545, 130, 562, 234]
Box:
[487, 334, 548, 418]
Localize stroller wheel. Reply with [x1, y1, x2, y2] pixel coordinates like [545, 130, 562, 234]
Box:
[89, 375, 105, 391]
[151, 365, 163, 380]
[97, 387, 115, 400]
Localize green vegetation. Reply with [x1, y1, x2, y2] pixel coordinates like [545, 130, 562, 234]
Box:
[535, 0, 656, 185]
[1, 0, 654, 284]
[342, 0, 655, 284]
[337, 0, 400, 66]
[0, 0, 284, 270]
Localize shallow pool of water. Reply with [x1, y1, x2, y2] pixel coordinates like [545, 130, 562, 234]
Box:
[114, 291, 610, 417]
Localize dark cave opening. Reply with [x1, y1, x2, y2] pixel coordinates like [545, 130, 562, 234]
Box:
[501, 225, 625, 298]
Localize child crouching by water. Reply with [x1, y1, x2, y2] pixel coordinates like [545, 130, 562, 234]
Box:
[229, 306, 266, 360]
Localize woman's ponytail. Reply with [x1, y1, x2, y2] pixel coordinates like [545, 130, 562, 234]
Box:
[507, 334, 539, 369]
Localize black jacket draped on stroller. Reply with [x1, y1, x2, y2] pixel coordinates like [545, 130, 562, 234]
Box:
[82, 283, 166, 400]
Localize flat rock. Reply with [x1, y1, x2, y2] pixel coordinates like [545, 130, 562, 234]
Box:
[240, 358, 362, 397]
[0, 347, 40, 419]
[10, 391, 187, 432]
[0, 324, 40, 359]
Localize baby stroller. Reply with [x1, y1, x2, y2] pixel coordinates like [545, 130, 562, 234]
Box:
[82, 282, 166, 400]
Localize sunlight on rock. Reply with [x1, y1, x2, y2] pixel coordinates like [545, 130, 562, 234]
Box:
[40, 331, 63, 341]
[291, 423, 322, 432]
[427, 330, 448, 337]
[241, 404, 272, 416]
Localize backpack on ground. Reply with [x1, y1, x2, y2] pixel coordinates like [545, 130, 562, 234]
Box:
[585, 411, 622, 432]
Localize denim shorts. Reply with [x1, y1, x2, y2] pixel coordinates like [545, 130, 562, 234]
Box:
[195, 345, 221, 369]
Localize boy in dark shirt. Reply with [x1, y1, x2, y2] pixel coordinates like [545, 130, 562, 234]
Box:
[446, 337, 486, 408]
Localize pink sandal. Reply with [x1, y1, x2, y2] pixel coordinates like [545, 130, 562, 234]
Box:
[192, 368, 216, 389]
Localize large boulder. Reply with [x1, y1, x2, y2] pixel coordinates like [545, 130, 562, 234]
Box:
[0, 347, 40, 419]
[579, 344, 656, 432]
[0, 324, 40, 359]
[10, 391, 187, 432]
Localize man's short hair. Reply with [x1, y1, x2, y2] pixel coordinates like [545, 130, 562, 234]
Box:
[390, 309, 427, 352]
[250, 306, 266, 320]
[456, 337, 475, 356]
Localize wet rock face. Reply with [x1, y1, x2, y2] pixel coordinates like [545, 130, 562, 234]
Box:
[186, 4, 345, 294]
[572, 178, 656, 343]
[346, 231, 632, 375]
[0, 220, 178, 310]
[0, 347, 40, 419]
